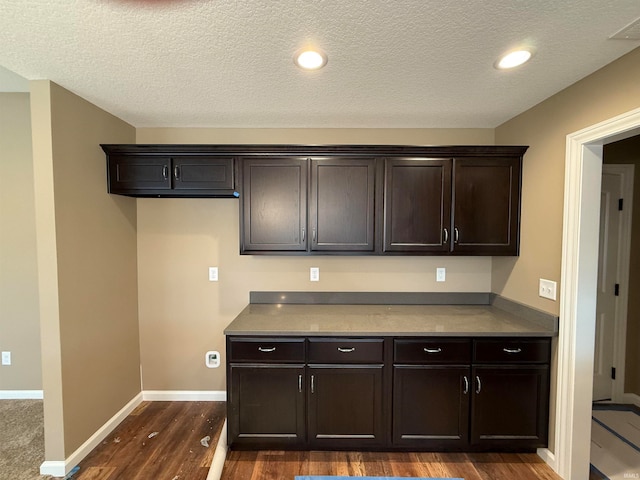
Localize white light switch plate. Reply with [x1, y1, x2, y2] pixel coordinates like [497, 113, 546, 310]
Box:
[310, 267, 320, 282]
[208, 267, 218, 282]
[539, 278, 557, 301]
[1, 351, 11, 366]
[436, 267, 446, 282]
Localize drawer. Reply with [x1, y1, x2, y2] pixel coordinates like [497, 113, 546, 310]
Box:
[308, 338, 384, 364]
[228, 337, 305, 363]
[473, 338, 550, 364]
[394, 338, 471, 364]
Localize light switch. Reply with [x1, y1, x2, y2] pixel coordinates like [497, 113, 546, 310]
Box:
[208, 267, 218, 282]
[1, 351, 11, 366]
[436, 267, 446, 282]
[539, 278, 557, 301]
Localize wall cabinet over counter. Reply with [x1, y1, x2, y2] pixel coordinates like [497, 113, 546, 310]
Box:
[101, 144, 526, 255]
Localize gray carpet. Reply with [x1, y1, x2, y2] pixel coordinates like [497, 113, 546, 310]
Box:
[0, 399, 51, 480]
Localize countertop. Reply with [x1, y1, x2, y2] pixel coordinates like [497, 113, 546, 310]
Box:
[223, 303, 557, 337]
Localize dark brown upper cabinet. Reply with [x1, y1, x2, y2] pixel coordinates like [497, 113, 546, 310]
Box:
[383, 155, 522, 256]
[383, 158, 452, 253]
[451, 157, 521, 255]
[102, 145, 237, 197]
[240, 157, 308, 253]
[310, 158, 376, 252]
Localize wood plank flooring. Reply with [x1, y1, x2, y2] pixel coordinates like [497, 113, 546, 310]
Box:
[220, 450, 563, 480]
[74, 401, 226, 480]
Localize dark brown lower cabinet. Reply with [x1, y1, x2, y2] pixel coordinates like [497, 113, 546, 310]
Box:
[393, 366, 470, 447]
[470, 365, 549, 449]
[228, 365, 306, 448]
[308, 365, 384, 448]
[226, 335, 550, 452]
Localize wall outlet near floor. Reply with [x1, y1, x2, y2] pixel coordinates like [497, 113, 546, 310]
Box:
[436, 267, 446, 282]
[310, 267, 320, 282]
[539, 278, 557, 301]
[208, 267, 218, 282]
[205, 351, 220, 368]
[1, 351, 11, 366]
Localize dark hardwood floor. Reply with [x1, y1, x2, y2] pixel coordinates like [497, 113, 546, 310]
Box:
[220, 450, 563, 480]
[74, 401, 225, 480]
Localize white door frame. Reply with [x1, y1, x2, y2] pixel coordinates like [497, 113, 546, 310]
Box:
[556, 106, 640, 480]
[602, 164, 634, 404]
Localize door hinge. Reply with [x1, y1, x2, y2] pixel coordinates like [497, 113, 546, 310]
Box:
[615, 284, 620, 296]
[612, 367, 616, 380]
[619, 198, 624, 211]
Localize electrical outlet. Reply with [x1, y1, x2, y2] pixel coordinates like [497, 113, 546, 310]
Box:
[310, 267, 320, 282]
[1, 351, 11, 366]
[208, 267, 218, 282]
[539, 278, 557, 301]
[205, 351, 220, 368]
[436, 267, 446, 282]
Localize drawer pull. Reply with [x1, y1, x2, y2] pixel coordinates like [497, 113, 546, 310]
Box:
[423, 347, 442, 354]
[337, 347, 356, 353]
[475, 375, 482, 394]
[258, 347, 276, 352]
[463, 375, 469, 395]
[503, 347, 522, 354]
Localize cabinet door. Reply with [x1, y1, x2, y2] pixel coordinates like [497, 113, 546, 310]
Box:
[240, 158, 308, 253]
[308, 365, 384, 448]
[228, 365, 306, 448]
[172, 156, 235, 191]
[393, 365, 470, 447]
[471, 365, 549, 448]
[107, 155, 171, 193]
[310, 158, 376, 251]
[383, 158, 452, 253]
[452, 157, 521, 255]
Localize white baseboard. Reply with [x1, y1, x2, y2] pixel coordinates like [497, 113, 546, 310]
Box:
[40, 392, 143, 477]
[537, 448, 556, 472]
[142, 390, 226, 401]
[0, 389, 44, 399]
[206, 419, 228, 480]
[622, 392, 640, 407]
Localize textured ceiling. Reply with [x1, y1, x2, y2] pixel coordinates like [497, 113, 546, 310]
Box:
[1, 1, 639, 128]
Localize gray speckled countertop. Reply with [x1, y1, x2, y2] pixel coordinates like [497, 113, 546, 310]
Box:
[224, 303, 556, 337]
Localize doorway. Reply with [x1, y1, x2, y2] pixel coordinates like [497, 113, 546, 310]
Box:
[557, 107, 640, 480]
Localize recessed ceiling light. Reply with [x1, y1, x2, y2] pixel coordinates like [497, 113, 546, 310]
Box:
[495, 49, 533, 70]
[294, 48, 328, 70]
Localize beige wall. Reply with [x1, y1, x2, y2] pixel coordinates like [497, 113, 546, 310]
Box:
[0, 93, 42, 391]
[493, 47, 640, 315]
[603, 136, 640, 396]
[30, 81, 139, 459]
[136, 128, 495, 391]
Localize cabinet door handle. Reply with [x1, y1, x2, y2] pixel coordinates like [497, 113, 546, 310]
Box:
[312, 228, 316, 242]
[475, 375, 482, 394]
[174, 166, 180, 179]
[310, 375, 315, 394]
[162, 165, 169, 180]
[503, 347, 522, 354]
[454, 227, 460, 244]
[337, 347, 356, 353]
[463, 375, 469, 395]
[443, 228, 449, 244]
[298, 374, 302, 393]
[257, 347, 276, 352]
[302, 228, 305, 242]
[423, 347, 442, 354]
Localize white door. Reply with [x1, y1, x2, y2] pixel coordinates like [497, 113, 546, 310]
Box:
[593, 169, 623, 401]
